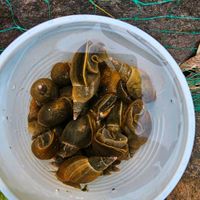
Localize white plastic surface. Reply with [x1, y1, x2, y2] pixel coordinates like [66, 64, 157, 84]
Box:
[0, 15, 195, 200]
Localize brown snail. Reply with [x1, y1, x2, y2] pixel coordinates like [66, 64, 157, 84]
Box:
[38, 97, 72, 127]
[93, 127, 129, 160]
[109, 58, 156, 103]
[51, 62, 71, 86]
[56, 155, 117, 188]
[30, 78, 58, 104]
[90, 93, 117, 121]
[70, 41, 107, 120]
[59, 114, 95, 158]
[93, 102, 129, 160]
[123, 99, 152, 156]
[31, 130, 59, 160]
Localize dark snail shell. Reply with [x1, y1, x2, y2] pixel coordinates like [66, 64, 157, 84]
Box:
[38, 97, 72, 127]
[51, 62, 71, 86]
[92, 101, 129, 160]
[28, 99, 41, 122]
[30, 78, 58, 104]
[56, 155, 117, 188]
[59, 114, 95, 158]
[31, 130, 59, 160]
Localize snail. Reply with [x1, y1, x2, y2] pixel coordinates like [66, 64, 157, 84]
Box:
[51, 62, 71, 86]
[123, 99, 152, 156]
[58, 114, 95, 158]
[30, 78, 58, 104]
[70, 41, 107, 120]
[56, 155, 117, 189]
[109, 58, 156, 103]
[89, 93, 117, 121]
[38, 97, 72, 127]
[31, 130, 59, 160]
[92, 102, 129, 160]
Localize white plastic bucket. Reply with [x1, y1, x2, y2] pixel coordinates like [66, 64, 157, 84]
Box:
[0, 15, 195, 200]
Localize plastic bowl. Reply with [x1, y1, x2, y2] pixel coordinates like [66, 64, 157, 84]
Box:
[0, 15, 195, 200]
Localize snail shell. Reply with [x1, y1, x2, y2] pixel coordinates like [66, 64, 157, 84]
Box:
[31, 130, 59, 160]
[59, 114, 95, 158]
[123, 99, 152, 156]
[51, 62, 70, 86]
[38, 97, 72, 127]
[70, 41, 107, 120]
[90, 93, 117, 121]
[56, 155, 117, 188]
[109, 58, 156, 103]
[93, 127, 129, 160]
[30, 78, 58, 104]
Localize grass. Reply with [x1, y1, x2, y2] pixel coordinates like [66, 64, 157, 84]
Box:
[0, 192, 7, 200]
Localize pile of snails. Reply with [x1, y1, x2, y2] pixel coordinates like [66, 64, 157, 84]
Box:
[28, 41, 156, 189]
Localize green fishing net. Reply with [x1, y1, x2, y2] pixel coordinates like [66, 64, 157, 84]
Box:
[0, 0, 199, 113]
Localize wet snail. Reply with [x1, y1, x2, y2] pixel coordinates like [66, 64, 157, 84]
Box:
[70, 41, 105, 120]
[109, 57, 156, 103]
[31, 130, 59, 160]
[58, 114, 95, 158]
[92, 102, 129, 160]
[123, 99, 152, 156]
[51, 62, 71, 86]
[28, 41, 155, 189]
[38, 97, 72, 127]
[56, 156, 117, 189]
[31, 78, 58, 104]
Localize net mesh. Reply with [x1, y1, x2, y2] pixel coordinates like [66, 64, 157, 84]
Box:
[0, 0, 199, 112]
